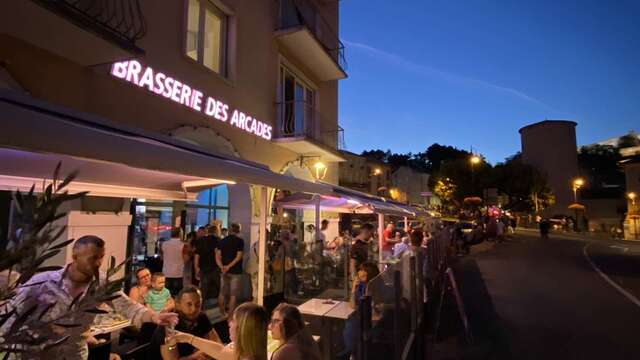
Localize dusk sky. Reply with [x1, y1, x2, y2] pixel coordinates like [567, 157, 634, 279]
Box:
[338, 0, 640, 164]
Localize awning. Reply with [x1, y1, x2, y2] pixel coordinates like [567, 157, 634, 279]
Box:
[274, 193, 362, 213]
[274, 184, 416, 217]
[330, 185, 415, 216]
[0, 90, 333, 199]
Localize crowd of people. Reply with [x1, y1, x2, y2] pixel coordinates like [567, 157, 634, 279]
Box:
[2, 216, 443, 360]
[144, 222, 246, 317]
[1, 230, 324, 360]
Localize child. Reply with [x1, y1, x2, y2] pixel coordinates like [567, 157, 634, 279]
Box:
[144, 272, 175, 313]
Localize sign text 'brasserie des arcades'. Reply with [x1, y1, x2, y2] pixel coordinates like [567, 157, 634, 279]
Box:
[110, 60, 273, 140]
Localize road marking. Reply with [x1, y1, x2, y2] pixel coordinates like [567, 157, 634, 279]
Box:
[610, 245, 629, 253]
[583, 244, 640, 308]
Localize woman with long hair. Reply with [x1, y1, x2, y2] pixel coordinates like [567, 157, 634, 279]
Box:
[269, 303, 321, 360]
[173, 302, 268, 360]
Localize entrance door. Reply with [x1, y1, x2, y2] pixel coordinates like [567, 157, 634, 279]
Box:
[131, 203, 174, 273]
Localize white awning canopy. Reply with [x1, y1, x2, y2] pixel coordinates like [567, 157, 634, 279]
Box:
[0, 90, 333, 199]
[275, 184, 419, 217]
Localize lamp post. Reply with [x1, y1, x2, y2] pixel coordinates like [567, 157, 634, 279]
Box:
[572, 178, 584, 203]
[572, 178, 585, 232]
[629, 192, 638, 240]
[371, 167, 382, 195]
[470, 155, 481, 196]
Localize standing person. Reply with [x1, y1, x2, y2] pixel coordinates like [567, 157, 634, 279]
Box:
[539, 219, 550, 239]
[216, 223, 245, 317]
[2, 236, 177, 359]
[380, 223, 397, 260]
[318, 219, 329, 244]
[195, 226, 220, 307]
[269, 303, 321, 360]
[160, 285, 222, 360]
[183, 231, 197, 287]
[160, 227, 187, 296]
[129, 267, 152, 304]
[350, 223, 374, 276]
[340, 262, 380, 358]
[173, 302, 269, 360]
[315, 220, 329, 260]
[393, 231, 410, 259]
[496, 219, 505, 243]
[275, 229, 298, 298]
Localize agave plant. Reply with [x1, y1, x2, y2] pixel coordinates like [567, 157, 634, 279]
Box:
[0, 164, 128, 356]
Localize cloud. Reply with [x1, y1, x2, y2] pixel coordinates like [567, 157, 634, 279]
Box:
[344, 40, 561, 112]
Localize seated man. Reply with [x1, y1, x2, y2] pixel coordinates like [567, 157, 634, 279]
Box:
[161, 285, 222, 360]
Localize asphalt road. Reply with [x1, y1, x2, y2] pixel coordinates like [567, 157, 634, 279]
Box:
[453, 232, 640, 360]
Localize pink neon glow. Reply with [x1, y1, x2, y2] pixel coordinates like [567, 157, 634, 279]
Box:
[110, 60, 272, 140]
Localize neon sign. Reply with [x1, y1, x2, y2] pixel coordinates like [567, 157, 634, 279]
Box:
[110, 60, 272, 140]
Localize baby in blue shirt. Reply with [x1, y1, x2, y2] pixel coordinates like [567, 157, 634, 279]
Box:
[144, 272, 174, 313]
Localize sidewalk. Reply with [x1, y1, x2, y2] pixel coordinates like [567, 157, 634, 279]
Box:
[516, 227, 617, 242]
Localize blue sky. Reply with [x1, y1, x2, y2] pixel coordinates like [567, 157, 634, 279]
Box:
[338, 0, 640, 163]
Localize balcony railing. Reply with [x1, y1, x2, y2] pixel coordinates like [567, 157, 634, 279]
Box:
[276, 0, 346, 71]
[322, 124, 345, 150]
[275, 100, 343, 150]
[33, 0, 147, 53]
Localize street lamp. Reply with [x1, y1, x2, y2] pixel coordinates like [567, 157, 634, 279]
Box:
[470, 154, 481, 196]
[373, 167, 382, 176]
[572, 178, 585, 203]
[629, 192, 639, 240]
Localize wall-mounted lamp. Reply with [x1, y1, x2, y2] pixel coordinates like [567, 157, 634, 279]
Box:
[313, 161, 328, 180]
[389, 188, 400, 200]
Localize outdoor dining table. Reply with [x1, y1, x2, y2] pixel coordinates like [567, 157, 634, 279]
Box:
[297, 298, 351, 360]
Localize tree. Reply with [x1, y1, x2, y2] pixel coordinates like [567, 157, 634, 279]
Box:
[360, 149, 389, 163]
[577, 144, 624, 189]
[490, 156, 554, 213]
[424, 144, 469, 173]
[617, 131, 640, 149]
[408, 151, 429, 172]
[428, 157, 492, 203]
[386, 153, 411, 169]
[434, 177, 457, 206]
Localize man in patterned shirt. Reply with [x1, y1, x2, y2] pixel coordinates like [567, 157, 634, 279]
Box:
[2, 235, 178, 359]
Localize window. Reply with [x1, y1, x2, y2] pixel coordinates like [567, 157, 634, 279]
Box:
[186, 0, 227, 75]
[187, 185, 230, 229]
[279, 66, 315, 137]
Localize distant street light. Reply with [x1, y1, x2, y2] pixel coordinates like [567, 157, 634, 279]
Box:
[572, 177, 585, 203]
[373, 167, 382, 176]
[571, 177, 586, 232]
[470, 154, 481, 196]
[629, 192, 638, 240]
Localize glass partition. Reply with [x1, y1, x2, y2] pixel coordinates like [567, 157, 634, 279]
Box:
[264, 222, 351, 305]
[364, 253, 422, 359]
